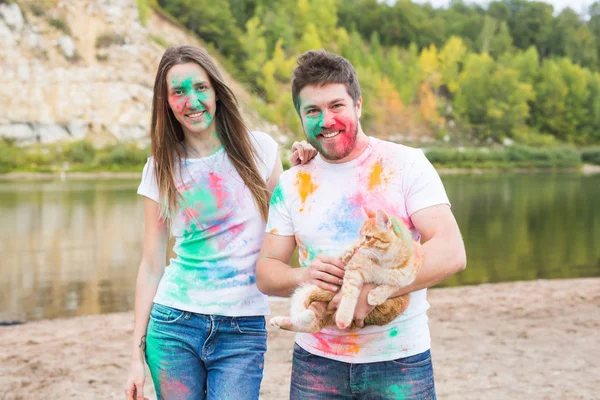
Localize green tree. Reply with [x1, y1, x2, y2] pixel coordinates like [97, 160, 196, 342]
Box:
[439, 36, 468, 94]
[240, 16, 267, 80]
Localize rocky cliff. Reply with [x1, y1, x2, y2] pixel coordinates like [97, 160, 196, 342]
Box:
[0, 0, 278, 146]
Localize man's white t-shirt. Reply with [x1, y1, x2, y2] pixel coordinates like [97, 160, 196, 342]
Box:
[266, 136, 450, 363]
[137, 131, 278, 317]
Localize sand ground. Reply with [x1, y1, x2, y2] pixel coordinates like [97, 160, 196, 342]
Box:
[1, 278, 599, 400]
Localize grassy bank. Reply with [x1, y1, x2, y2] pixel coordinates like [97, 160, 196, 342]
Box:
[1, 139, 599, 175]
[0, 139, 149, 174]
[423, 145, 587, 169]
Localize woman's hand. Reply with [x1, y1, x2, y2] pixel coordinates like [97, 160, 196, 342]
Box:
[290, 141, 318, 166]
[124, 358, 149, 400]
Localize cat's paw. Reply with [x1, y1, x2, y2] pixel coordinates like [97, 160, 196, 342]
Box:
[367, 289, 388, 306]
[335, 309, 353, 330]
[269, 316, 291, 330]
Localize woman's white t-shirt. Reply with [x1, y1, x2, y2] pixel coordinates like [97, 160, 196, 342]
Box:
[137, 131, 278, 316]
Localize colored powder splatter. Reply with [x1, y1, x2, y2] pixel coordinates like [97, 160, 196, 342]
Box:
[169, 73, 214, 128]
[270, 181, 285, 207]
[296, 171, 318, 211]
[318, 196, 364, 242]
[387, 383, 412, 399]
[158, 371, 192, 399]
[368, 160, 384, 190]
[208, 173, 225, 209]
[296, 234, 319, 267]
[312, 332, 362, 356]
[304, 112, 324, 141]
[389, 327, 399, 337]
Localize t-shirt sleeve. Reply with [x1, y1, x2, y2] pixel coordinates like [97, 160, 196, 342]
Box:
[137, 157, 160, 203]
[404, 150, 450, 217]
[265, 175, 295, 236]
[249, 131, 279, 181]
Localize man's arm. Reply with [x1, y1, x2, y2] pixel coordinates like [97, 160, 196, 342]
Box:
[256, 233, 346, 297]
[347, 204, 466, 327]
[395, 203, 466, 295]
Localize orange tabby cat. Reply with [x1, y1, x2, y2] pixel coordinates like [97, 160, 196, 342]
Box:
[269, 209, 424, 332]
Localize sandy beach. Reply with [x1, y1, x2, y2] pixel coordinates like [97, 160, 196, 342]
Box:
[1, 278, 598, 400]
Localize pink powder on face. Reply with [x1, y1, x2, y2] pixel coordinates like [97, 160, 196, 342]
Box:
[320, 117, 356, 158]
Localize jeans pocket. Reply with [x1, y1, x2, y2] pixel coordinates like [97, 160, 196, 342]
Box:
[292, 343, 314, 359]
[390, 349, 432, 368]
[235, 316, 267, 335]
[149, 303, 186, 324]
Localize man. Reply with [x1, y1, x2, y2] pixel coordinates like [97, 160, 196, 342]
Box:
[256, 50, 466, 399]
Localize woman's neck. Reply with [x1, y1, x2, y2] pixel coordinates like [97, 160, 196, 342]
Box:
[183, 130, 222, 158]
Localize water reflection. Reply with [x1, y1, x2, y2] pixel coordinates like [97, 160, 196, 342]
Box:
[0, 180, 144, 321]
[0, 173, 599, 321]
[439, 172, 600, 287]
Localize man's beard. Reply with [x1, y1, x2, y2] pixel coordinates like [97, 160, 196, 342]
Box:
[307, 121, 359, 161]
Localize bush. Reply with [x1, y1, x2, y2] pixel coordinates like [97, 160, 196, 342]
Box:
[30, 4, 45, 17]
[96, 143, 149, 167]
[95, 33, 126, 48]
[49, 18, 71, 35]
[581, 147, 600, 165]
[64, 140, 96, 164]
[424, 145, 581, 169]
[0, 139, 23, 173]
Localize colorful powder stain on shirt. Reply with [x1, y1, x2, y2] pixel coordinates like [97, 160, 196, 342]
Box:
[296, 171, 318, 212]
[368, 160, 388, 190]
[312, 332, 362, 356]
[318, 196, 365, 242]
[208, 173, 225, 209]
[271, 181, 286, 207]
[295, 234, 319, 267]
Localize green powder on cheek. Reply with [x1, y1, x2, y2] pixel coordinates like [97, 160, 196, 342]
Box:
[304, 113, 323, 140]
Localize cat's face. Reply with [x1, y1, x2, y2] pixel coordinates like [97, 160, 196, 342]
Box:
[359, 211, 395, 252]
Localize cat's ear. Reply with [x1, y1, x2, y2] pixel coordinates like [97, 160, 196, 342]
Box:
[376, 209, 392, 230]
[362, 206, 376, 219]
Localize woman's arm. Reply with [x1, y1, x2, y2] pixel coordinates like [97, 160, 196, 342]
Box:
[124, 197, 168, 400]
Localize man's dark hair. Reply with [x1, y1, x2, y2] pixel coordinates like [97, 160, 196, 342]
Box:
[291, 49, 361, 115]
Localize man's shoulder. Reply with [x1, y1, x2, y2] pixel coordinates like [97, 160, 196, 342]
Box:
[277, 164, 303, 186]
[370, 137, 425, 162]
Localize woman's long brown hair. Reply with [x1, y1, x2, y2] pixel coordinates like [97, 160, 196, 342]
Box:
[151, 45, 270, 224]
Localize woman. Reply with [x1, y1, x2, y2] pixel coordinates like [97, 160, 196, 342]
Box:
[124, 45, 315, 400]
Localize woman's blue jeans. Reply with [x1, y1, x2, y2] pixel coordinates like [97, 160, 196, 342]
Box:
[145, 303, 267, 400]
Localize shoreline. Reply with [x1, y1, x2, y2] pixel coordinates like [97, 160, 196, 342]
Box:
[1, 278, 598, 399]
[1, 164, 599, 181]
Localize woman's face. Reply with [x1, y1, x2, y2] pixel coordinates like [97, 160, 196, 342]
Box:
[166, 62, 218, 138]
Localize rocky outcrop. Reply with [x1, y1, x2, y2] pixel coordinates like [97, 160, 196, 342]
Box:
[0, 0, 280, 146]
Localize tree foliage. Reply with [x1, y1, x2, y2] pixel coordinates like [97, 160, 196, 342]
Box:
[155, 0, 600, 144]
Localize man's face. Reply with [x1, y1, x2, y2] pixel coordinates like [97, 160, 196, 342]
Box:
[298, 83, 362, 162]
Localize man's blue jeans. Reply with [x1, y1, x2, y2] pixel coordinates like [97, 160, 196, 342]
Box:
[290, 344, 436, 399]
[145, 303, 267, 400]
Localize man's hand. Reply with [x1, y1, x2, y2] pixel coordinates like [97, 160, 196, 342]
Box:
[353, 283, 377, 328]
[303, 254, 345, 292]
[327, 283, 377, 328]
[290, 141, 318, 166]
